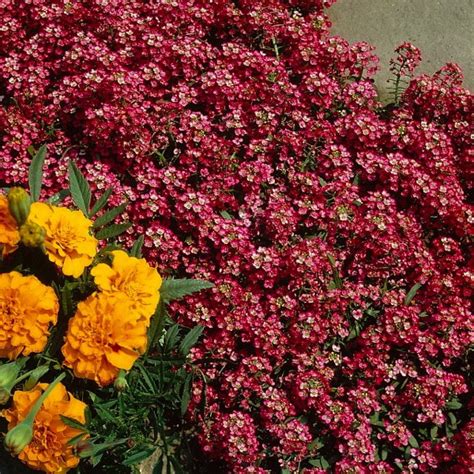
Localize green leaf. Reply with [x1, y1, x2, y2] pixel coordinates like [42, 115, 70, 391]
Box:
[430, 426, 439, 439]
[48, 189, 70, 205]
[130, 235, 144, 258]
[67, 433, 87, 446]
[408, 435, 419, 448]
[122, 447, 156, 466]
[90, 188, 113, 216]
[68, 160, 91, 216]
[327, 254, 343, 289]
[446, 400, 462, 410]
[220, 210, 233, 220]
[180, 372, 193, 415]
[93, 202, 128, 228]
[60, 415, 88, 432]
[24, 365, 50, 391]
[179, 325, 204, 356]
[318, 176, 328, 187]
[163, 324, 180, 353]
[405, 282, 422, 305]
[309, 457, 330, 469]
[61, 284, 74, 316]
[146, 299, 166, 355]
[95, 222, 132, 240]
[28, 145, 47, 201]
[160, 278, 214, 303]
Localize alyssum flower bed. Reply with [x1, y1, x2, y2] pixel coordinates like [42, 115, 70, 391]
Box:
[0, 0, 472, 472]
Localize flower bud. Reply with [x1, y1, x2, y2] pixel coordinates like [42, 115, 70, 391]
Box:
[74, 439, 94, 457]
[0, 361, 21, 390]
[114, 370, 128, 392]
[0, 388, 11, 405]
[7, 187, 31, 226]
[19, 221, 46, 248]
[3, 421, 33, 455]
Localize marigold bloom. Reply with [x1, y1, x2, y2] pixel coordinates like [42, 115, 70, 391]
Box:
[0, 195, 20, 257]
[91, 250, 162, 322]
[0, 272, 58, 360]
[28, 202, 98, 278]
[2, 382, 87, 473]
[62, 292, 148, 386]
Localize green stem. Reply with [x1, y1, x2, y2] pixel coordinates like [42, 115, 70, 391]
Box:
[22, 372, 66, 425]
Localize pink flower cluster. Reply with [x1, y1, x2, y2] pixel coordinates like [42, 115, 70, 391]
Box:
[0, 0, 472, 471]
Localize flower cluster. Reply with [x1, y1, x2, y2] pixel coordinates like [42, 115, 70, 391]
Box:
[2, 382, 87, 473]
[0, 272, 58, 360]
[0, 0, 472, 471]
[62, 250, 162, 386]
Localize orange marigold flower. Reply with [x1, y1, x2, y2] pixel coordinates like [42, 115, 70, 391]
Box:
[2, 382, 87, 473]
[91, 250, 162, 322]
[0, 272, 58, 360]
[62, 292, 148, 386]
[0, 195, 20, 257]
[28, 202, 98, 278]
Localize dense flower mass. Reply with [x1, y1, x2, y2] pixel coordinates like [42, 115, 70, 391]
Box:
[91, 250, 162, 322]
[0, 0, 472, 470]
[2, 382, 87, 473]
[28, 203, 98, 278]
[0, 272, 58, 359]
[62, 292, 148, 386]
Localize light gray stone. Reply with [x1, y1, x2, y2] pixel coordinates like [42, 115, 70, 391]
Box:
[328, 0, 473, 100]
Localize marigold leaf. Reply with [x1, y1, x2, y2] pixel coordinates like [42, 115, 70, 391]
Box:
[95, 222, 132, 240]
[180, 372, 193, 415]
[93, 202, 127, 228]
[28, 144, 47, 202]
[90, 188, 113, 216]
[130, 235, 144, 258]
[60, 415, 88, 432]
[179, 325, 204, 356]
[68, 160, 91, 216]
[123, 447, 156, 466]
[24, 364, 50, 391]
[404, 282, 422, 305]
[160, 278, 214, 303]
[67, 433, 87, 446]
[163, 324, 180, 353]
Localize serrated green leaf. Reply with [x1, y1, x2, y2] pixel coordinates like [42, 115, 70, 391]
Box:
[95, 222, 132, 240]
[60, 415, 88, 432]
[93, 202, 127, 228]
[160, 278, 214, 303]
[179, 325, 204, 356]
[68, 160, 91, 216]
[29, 145, 47, 201]
[48, 189, 70, 205]
[130, 235, 144, 258]
[163, 324, 180, 353]
[405, 282, 422, 305]
[90, 188, 113, 216]
[24, 365, 50, 391]
[181, 372, 193, 415]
